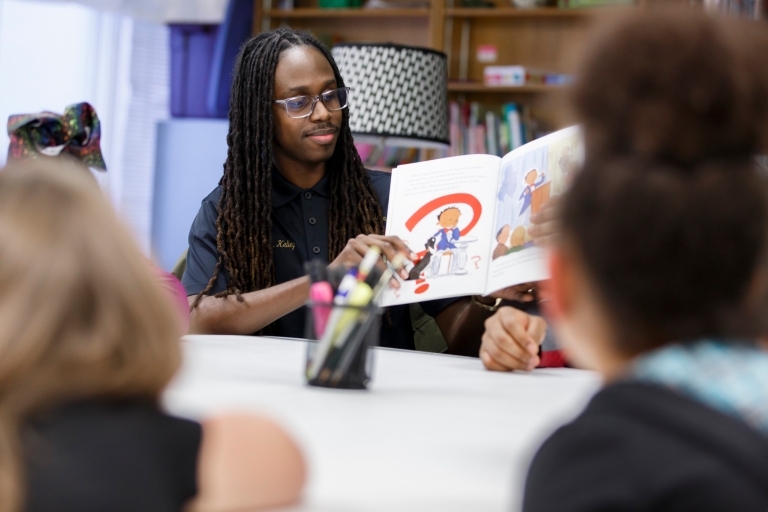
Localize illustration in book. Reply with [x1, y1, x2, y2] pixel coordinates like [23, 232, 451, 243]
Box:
[491, 129, 580, 263]
[382, 126, 581, 306]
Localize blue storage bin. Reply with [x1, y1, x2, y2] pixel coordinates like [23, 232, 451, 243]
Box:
[207, 0, 254, 118]
[170, 24, 220, 118]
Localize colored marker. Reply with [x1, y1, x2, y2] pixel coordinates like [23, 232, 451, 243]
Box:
[357, 246, 381, 282]
[309, 281, 334, 338]
[307, 268, 359, 379]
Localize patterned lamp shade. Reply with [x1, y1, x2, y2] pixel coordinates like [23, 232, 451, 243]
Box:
[332, 43, 449, 148]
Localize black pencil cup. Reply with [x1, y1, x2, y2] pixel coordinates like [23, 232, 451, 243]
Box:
[304, 301, 382, 389]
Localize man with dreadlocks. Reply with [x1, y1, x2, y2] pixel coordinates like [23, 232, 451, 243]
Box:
[183, 28, 546, 368]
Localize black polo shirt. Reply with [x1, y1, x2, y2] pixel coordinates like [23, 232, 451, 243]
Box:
[182, 168, 457, 349]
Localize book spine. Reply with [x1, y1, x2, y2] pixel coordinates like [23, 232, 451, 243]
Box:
[521, 103, 533, 144]
[485, 111, 498, 156]
[499, 117, 510, 155]
[469, 102, 480, 154]
[449, 101, 460, 157]
[477, 124, 487, 154]
[505, 104, 523, 150]
[461, 101, 470, 155]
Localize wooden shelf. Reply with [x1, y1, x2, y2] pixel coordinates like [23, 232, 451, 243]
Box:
[448, 82, 566, 93]
[255, 1, 597, 129]
[444, 7, 592, 18]
[263, 8, 430, 18]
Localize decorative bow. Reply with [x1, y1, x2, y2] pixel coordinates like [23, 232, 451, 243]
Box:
[7, 102, 107, 171]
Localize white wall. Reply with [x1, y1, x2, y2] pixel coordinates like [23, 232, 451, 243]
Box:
[21, 0, 228, 23]
[0, 0, 107, 166]
[0, 0, 169, 253]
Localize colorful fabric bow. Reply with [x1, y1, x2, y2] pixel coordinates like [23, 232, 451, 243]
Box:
[7, 102, 107, 171]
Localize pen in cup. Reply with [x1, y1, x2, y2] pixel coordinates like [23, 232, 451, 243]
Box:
[307, 267, 359, 380]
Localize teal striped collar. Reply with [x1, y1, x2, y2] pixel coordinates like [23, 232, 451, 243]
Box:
[632, 339, 768, 436]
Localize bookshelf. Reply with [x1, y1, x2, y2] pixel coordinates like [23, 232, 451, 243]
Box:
[252, 0, 631, 153]
[254, 0, 442, 47]
[263, 7, 430, 17]
[444, 6, 592, 17]
[447, 82, 562, 93]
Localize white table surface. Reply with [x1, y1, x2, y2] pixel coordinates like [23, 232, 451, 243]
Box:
[164, 335, 601, 512]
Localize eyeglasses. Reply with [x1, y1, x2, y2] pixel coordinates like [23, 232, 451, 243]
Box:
[273, 87, 350, 119]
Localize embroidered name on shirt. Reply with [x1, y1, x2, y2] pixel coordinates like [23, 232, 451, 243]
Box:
[275, 240, 296, 250]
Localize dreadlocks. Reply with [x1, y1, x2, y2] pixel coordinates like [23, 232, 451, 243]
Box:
[191, 28, 384, 331]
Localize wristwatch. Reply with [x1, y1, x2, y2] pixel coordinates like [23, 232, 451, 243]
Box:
[471, 295, 502, 312]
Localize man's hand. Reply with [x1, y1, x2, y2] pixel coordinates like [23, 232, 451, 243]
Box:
[488, 282, 539, 303]
[529, 196, 562, 248]
[480, 307, 547, 372]
[330, 234, 417, 286]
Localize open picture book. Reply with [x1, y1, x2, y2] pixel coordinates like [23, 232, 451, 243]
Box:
[381, 126, 581, 307]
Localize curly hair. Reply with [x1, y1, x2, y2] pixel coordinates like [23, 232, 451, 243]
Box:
[564, 10, 768, 353]
[191, 29, 384, 333]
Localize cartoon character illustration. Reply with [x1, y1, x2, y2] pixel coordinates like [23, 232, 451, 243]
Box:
[408, 237, 436, 280]
[519, 168, 546, 216]
[505, 226, 535, 255]
[492, 224, 537, 260]
[492, 224, 511, 260]
[430, 207, 461, 276]
[513, 168, 548, 229]
[510, 225, 527, 248]
[433, 207, 461, 251]
[406, 204, 480, 280]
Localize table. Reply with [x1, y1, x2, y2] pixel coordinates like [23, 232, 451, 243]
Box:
[164, 336, 601, 512]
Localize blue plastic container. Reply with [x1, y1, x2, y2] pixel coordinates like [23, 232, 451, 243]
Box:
[169, 24, 219, 118]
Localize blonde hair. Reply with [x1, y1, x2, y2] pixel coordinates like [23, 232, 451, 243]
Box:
[0, 159, 181, 512]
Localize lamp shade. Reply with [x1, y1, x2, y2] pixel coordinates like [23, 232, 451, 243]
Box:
[332, 43, 449, 148]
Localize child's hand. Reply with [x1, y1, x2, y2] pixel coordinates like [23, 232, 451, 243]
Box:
[480, 307, 546, 371]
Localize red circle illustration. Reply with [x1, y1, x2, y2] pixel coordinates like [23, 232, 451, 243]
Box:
[405, 193, 482, 258]
[405, 193, 482, 235]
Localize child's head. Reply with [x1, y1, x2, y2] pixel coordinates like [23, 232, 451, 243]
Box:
[497, 224, 511, 244]
[437, 207, 461, 229]
[550, 11, 768, 372]
[0, 161, 180, 398]
[524, 170, 538, 185]
[573, 9, 768, 165]
[510, 226, 527, 248]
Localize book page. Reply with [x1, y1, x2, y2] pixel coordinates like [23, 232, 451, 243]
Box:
[381, 154, 501, 306]
[485, 126, 581, 294]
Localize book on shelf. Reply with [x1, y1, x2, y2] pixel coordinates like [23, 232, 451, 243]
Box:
[449, 100, 542, 158]
[483, 66, 574, 87]
[381, 126, 581, 306]
[353, 99, 550, 170]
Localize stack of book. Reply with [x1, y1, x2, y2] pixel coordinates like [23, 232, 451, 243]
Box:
[449, 101, 539, 157]
[483, 66, 574, 87]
